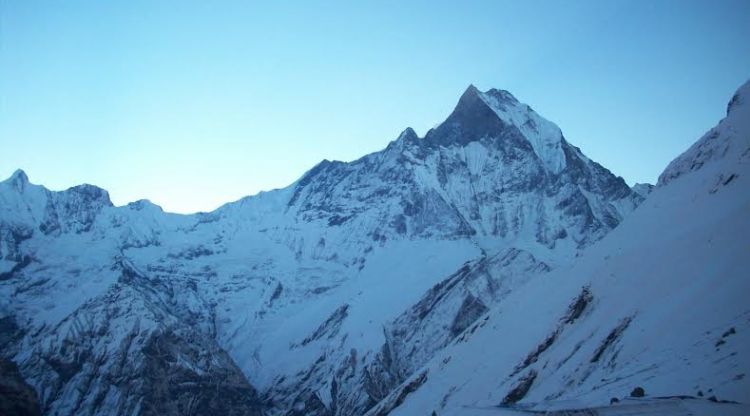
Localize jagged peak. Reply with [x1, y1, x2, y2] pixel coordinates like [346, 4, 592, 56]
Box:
[459, 83, 480, 99]
[423, 85, 509, 149]
[454, 85, 521, 116]
[9, 168, 28, 183]
[434, 84, 549, 137]
[397, 127, 419, 141]
[452, 84, 492, 116]
[386, 127, 421, 152]
[424, 84, 568, 174]
[2, 169, 30, 191]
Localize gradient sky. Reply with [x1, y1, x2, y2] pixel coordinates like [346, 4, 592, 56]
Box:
[1, 1, 749, 213]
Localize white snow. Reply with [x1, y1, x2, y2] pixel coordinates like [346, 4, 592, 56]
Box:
[478, 89, 567, 174]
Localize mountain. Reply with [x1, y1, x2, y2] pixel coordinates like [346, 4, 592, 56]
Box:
[1, 84, 647, 416]
[365, 81, 750, 415]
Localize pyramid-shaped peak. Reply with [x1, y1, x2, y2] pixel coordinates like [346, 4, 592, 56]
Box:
[3, 169, 30, 192]
[397, 127, 419, 141]
[452, 85, 524, 118]
[423, 84, 567, 173]
[454, 84, 485, 112]
[457, 84, 519, 103]
[9, 169, 28, 183]
[426, 85, 528, 141]
[462, 84, 480, 96]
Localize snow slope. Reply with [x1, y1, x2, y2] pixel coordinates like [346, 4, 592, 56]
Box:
[367, 80, 750, 416]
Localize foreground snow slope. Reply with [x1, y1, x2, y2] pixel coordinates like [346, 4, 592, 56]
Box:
[369, 81, 750, 415]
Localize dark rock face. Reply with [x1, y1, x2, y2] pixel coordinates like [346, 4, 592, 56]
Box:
[591, 317, 633, 363]
[0, 223, 33, 264]
[450, 294, 489, 337]
[502, 369, 538, 405]
[563, 286, 593, 324]
[300, 304, 350, 347]
[0, 358, 41, 416]
[139, 331, 262, 416]
[47, 185, 113, 234]
[367, 371, 428, 416]
[0, 255, 32, 281]
[0, 316, 24, 350]
[424, 86, 529, 149]
[512, 286, 594, 376]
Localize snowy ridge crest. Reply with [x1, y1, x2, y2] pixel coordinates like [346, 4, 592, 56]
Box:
[476, 88, 567, 174]
[659, 80, 750, 186]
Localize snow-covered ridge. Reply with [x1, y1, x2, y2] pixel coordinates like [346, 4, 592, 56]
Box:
[476, 86, 567, 174]
[658, 79, 750, 186]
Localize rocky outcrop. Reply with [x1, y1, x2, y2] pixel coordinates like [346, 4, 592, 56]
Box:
[0, 358, 41, 416]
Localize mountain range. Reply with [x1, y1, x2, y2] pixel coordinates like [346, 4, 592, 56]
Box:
[0, 80, 747, 416]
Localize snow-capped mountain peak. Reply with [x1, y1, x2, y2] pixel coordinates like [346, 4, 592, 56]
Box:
[3, 169, 30, 192]
[423, 85, 567, 174]
[388, 127, 420, 149]
[397, 127, 418, 141]
[423, 84, 522, 148]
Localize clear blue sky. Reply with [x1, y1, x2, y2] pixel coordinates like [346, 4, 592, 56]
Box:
[1, 0, 749, 213]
